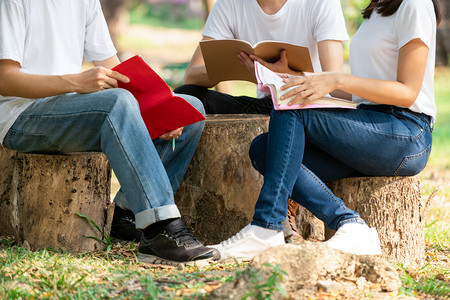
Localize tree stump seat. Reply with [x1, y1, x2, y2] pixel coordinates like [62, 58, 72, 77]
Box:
[328, 176, 427, 265]
[175, 114, 427, 265]
[0, 115, 427, 264]
[0, 146, 113, 252]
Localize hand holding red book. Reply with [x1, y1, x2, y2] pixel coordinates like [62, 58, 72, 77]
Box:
[112, 55, 205, 139]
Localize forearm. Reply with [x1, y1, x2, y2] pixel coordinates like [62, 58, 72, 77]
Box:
[183, 37, 219, 87]
[0, 70, 81, 98]
[336, 74, 417, 107]
[0, 55, 128, 98]
[183, 64, 217, 87]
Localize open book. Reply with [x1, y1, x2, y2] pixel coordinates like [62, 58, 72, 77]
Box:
[113, 55, 205, 139]
[200, 39, 314, 83]
[254, 61, 356, 110]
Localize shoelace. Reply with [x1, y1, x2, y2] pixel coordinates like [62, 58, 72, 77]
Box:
[220, 231, 246, 246]
[169, 225, 201, 247]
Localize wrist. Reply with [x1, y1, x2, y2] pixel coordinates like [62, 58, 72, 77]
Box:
[334, 73, 347, 90]
[61, 74, 80, 93]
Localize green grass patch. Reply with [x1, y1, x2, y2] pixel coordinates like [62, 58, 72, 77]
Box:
[129, 3, 204, 31]
[0, 241, 247, 299]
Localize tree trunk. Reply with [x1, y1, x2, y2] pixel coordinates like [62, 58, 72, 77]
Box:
[436, 0, 450, 66]
[327, 176, 427, 264]
[0, 147, 114, 252]
[100, 0, 133, 49]
[201, 0, 216, 21]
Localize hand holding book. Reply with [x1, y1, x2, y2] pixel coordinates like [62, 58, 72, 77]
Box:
[254, 61, 356, 110]
[112, 55, 205, 140]
[200, 39, 313, 83]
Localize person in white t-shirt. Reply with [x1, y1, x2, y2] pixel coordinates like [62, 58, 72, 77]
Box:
[210, 0, 442, 260]
[173, 0, 349, 115]
[0, 0, 219, 266]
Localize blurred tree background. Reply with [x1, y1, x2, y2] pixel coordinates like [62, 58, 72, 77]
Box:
[99, 0, 449, 74]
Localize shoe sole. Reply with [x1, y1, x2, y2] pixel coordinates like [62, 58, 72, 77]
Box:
[137, 252, 215, 268]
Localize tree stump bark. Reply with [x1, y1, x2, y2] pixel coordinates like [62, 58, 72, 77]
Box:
[328, 176, 426, 264]
[175, 115, 267, 244]
[0, 147, 17, 236]
[295, 206, 325, 241]
[0, 147, 114, 252]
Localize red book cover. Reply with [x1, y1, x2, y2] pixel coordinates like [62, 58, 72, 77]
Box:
[112, 55, 205, 139]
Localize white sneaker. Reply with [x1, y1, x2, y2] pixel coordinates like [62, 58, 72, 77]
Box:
[324, 223, 382, 255]
[210, 225, 285, 260]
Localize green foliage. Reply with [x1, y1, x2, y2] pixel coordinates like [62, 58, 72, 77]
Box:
[399, 264, 450, 298]
[341, 0, 368, 35]
[129, 2, 203, 30]
[76, 212, 113, 252]
[428, 67, 450, 169]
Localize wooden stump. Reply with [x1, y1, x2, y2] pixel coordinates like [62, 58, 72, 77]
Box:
[0, 147, 17, 236]
[0, 147, 114, 252]
[295, 206, 325, 241]
[175, 115, 268, 244]
[175, 114, 325, 244]
[328, 176, 426, 264]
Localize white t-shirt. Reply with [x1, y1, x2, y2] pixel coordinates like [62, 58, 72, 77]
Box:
[203, 0, 349, 96]
[0, 0, 117, 144]
[350, 0, 437, 119]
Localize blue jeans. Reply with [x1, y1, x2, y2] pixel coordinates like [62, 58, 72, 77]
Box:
[249, 105, 432, 231]
[3, 89, 205, 229]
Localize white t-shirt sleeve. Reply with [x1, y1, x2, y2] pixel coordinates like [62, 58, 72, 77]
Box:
[83, 0, 117, 62]
[202, 0, 235, 39]
[309, 0, 349, 43]
[0, 1, 25, 64]
[396, 0, 435, 49]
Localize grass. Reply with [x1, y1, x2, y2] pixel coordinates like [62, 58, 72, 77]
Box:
[0, 237, 247, 299]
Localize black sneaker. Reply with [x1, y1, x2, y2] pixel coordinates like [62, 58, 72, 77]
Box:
[137, 218, 220, 266]
[110, 206, 142, 242]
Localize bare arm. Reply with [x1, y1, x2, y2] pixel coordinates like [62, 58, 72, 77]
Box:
[281, 39, 428, 108]
[316, 39, 350, 99]
[183, 36, 218, 87]
[0, 55, 129, 98]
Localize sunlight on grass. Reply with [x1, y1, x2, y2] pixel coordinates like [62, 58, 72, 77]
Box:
[0, 239, 246, 299]
[425, 207, 450, 251]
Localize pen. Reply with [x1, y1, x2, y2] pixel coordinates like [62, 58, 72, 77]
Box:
[172, 137, 176, 151]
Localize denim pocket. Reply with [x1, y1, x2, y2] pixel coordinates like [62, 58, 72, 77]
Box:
[4, 129, 60, 153]
[391, 110, 428, 139]
[394, 144, 431, 176]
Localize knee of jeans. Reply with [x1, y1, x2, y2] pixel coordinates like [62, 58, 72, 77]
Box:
[173, 84, 190, 94]
[174, 84, 204, 96]
[249, 134, 267, 173]
[174, 93, 206, 116]
[108, 88, 140, 112]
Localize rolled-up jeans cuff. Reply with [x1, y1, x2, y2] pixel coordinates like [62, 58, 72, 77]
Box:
[135, 205, 181, 229]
